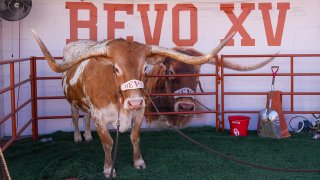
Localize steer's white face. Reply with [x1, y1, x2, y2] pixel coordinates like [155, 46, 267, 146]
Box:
[108, 41, 149, 112]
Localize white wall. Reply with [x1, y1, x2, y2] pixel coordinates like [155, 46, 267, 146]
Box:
[0, 0, 320, 135]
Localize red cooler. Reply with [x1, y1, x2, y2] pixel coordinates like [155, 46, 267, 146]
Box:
[228, 116, 250, 136]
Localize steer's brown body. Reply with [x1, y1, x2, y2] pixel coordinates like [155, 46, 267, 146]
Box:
[145, 47, 275, 128]
[33, 30, 235, 178]
[62, 40, 150, 176]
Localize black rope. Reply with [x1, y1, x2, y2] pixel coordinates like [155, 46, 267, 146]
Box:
[198, 80, 205, 93]
[194, 99, 212, 111]
[170, 127, 320, 173]
[109, 67, 122, 179]
[145, 90, 320, 173]
[109, 92, 121, 179]
[109, 125, 120, 179]
[0, 148, 11, 180]
[196, 80, 215, 111]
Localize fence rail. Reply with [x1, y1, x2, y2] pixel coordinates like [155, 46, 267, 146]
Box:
[0, 57, 37, 151]
[1, 54, 320, 151]
[220, 54, 320, 131]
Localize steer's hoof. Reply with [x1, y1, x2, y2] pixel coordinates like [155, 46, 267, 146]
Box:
[84, 137, 92, 142]
[74, 134, 82, 143]
[83, 132, 93, 142]
[134, 158, 146, 169]
[104, 167, 116, 178]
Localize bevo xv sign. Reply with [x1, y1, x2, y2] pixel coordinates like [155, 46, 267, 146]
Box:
[65, 2, 290, 47]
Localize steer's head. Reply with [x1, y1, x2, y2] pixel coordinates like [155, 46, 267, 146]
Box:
[105, 40, 148, 111]
[32, 30, 234, 113]
[163, 48, 202, 112]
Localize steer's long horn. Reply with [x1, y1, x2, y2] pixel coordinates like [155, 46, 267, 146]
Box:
[206, 54, 278, 71]
[149, 32, 235, 65]
[32, 29, 111, 73]
[220, 57, 275, 71]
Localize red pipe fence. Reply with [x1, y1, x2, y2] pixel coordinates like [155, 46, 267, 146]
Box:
[0, 57, 37, 151]
[0, 54, 319, 151]
[220, 54, 320, 131]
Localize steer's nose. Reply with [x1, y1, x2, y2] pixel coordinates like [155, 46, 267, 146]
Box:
[178, 103, 195, 112]
[128, 99, 143, 111]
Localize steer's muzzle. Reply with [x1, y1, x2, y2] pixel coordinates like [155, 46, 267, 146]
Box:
[128, 99, 144, 111]
[174, 97, 196, 112]
[177, 102, 195, 112]
[124, 97, 145, 111]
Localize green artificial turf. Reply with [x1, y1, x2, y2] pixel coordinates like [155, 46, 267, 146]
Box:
[3, 127, 320, 180]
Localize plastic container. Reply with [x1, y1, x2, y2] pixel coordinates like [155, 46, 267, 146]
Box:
[228, 116, 250, 136]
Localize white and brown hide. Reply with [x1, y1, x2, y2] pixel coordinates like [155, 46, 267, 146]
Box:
[33, 29, 234, 178]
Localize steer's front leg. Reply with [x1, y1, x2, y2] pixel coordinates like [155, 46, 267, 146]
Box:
[94, 118, 116, 178]
[131, 111, 146, 169]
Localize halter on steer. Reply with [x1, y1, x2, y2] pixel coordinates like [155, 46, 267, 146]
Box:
[172, 87, 194, 99]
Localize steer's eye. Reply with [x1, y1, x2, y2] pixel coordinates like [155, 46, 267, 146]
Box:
[113, 66, 120, 74]
[143, 65, 149, 74]
[167, 70, 175, 81]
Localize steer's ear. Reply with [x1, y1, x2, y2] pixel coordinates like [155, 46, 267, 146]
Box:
[146, 55, 165, 65]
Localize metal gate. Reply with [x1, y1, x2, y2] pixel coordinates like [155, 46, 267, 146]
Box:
[1, 54, 320, 151]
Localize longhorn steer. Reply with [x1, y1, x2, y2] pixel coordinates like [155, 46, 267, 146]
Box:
[32, 30, 234, 178]
[144, 47, 274, 128]
[71, 47, 274, 139]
